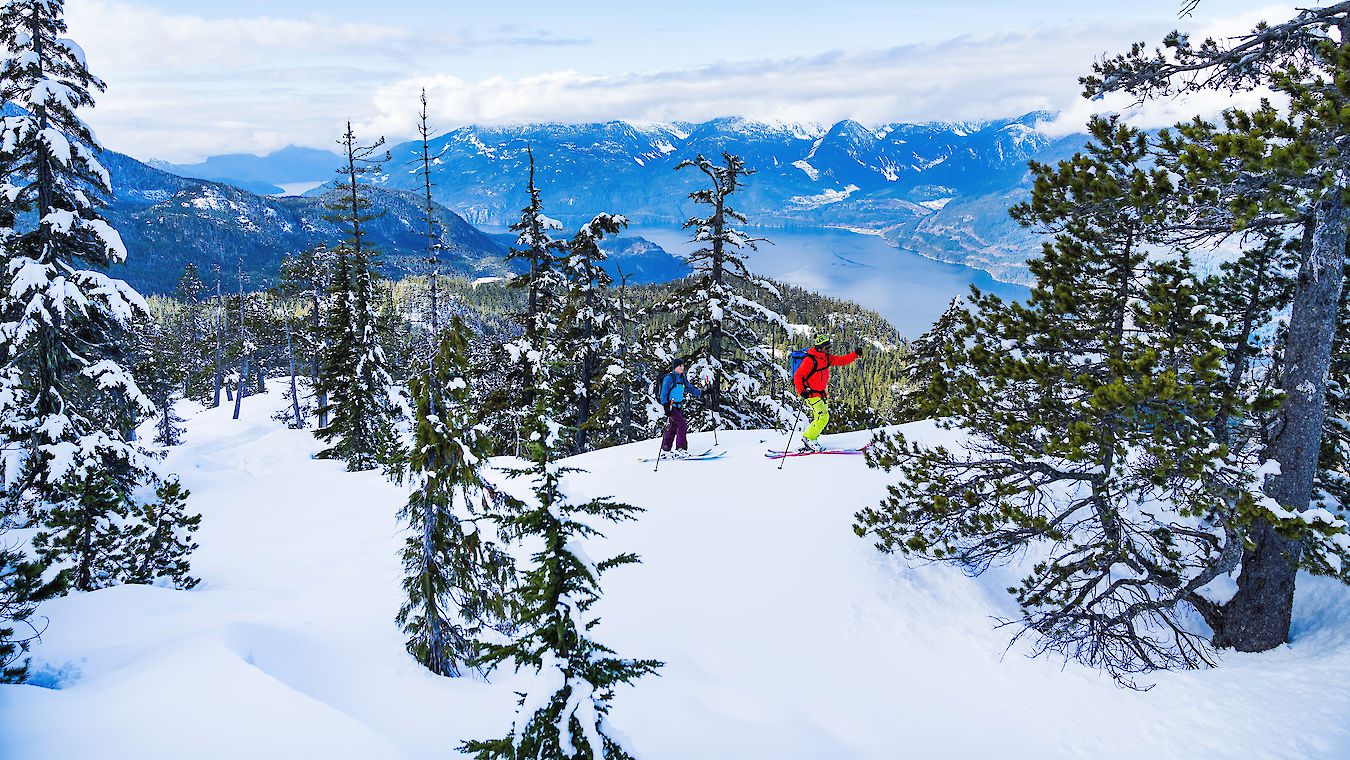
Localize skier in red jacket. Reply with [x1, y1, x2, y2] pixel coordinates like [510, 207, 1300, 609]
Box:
[792, 335, 859, 451]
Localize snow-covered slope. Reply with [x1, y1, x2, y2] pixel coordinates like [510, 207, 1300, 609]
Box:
[2, 390, 1349, 759]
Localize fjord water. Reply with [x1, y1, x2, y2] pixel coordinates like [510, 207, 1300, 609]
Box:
[627, 225, 1029, 338]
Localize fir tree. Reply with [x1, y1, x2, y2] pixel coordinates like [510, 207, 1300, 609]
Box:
[658, 152, 789, 430]
[314, 123, 398, 471]
[123, 476, 200, 589]
[0, 544, 64, 682]
[611, 268, 647, 445]
[137, 304, 187, 446]
[508, 147, 566, 342]
[481, 152, 568, 453]
[0, 0, 156, 592]
[172, 263, 212, 401]
[556, 213, 630, 453]
[397, 317, 515, 677]
[31, 471, 129, 592]
[896, 296, 964, 422]
[1089, 7, 1350, 651]
[855, 118, 1247, 682]
[461, 356, 660, 760]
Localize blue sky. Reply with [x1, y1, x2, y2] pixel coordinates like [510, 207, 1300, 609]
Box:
[60, 0, 1290, 161]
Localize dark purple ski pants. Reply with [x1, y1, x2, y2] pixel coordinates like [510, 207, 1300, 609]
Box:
[661, 406, 689, 451]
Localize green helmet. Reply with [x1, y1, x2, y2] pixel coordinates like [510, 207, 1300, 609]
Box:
[813, 334, 832, 348]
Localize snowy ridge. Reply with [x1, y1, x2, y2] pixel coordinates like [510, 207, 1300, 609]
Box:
[3, 389, 1346, 758]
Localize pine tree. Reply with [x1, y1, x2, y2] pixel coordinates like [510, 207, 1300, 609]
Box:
[611, 268, 647, 445]
[0, 0, 156, 593]
[314, 123, 397, 471]
[479, 152, 569, 454]
[1089, 7, 1350, 650]
[31, 471, 129, 592]
[172, 263, 210, 399]
[508, 147, 566, 342]
[855, 117, 1247, 682]
[123, 476, 200, 589]
[461, 357, 660, 760]
[0, 546, 64, 682]
[137, 303, 186, 446]
[556, 213, 630, 453]
[210, 263, 227, 407]
[397, 317, 515, 677]
[896, 296, 964, 422]
[658, 152, 789, 430]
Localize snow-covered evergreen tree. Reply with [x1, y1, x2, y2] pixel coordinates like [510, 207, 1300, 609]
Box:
[461, 358, 660, 759]
[482, 151, 567, 453]
[0, 542, 64, 682]
[314, 123, 397, 471]
[397, 316, 515, 677]
[896, 296, 964, 422]
[31, 470, 129, 591]
[508, 147, 566, 343]
[123, 476, 200, 589]
[556, 212, 631, 453]
[657, 152, 789, 430]
[857, 118, 1250, 682]
[136, 303, 186, 446]
[0, 0, 156, 593]
[172, 263, 212, 401]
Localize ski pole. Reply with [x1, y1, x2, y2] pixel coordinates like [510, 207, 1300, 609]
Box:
[653, 407, 669, 473]
[778, 404, 804, 471]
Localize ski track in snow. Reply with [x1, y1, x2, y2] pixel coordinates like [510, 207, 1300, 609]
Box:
[1, 389, 1349, 759]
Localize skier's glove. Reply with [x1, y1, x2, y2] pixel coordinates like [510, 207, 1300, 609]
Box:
[663, 402, 672, 416]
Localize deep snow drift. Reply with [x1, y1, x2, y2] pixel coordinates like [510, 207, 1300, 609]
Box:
[2, 390, 1349, 759]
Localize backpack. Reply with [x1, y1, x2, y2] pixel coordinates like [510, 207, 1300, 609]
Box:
[789, 348, 811, 381]
[790, 348, 825, 394]
[655, 371, 682, 405]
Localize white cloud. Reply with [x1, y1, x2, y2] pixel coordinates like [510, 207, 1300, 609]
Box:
[57, 1, 1306, 162]
[63, 0, 588, 161]
[362, 26, 1150, 139]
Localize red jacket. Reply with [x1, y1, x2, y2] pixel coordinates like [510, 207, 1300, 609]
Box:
[793, 347, 857, 399]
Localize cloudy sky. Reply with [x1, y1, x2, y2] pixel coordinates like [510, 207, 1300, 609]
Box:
[59, 0, 1292, 162]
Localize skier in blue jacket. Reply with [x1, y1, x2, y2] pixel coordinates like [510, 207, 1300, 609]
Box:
[658, 357, 703, 458]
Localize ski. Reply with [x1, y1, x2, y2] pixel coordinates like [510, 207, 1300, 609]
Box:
[764, 442, 872, 460]
[642, 448, 725, 463]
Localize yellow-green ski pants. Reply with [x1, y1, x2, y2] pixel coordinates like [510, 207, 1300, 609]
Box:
[804, 396, 829, 441]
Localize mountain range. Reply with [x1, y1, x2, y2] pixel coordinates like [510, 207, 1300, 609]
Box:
[377, 112, 1084, 284]
[87, 151, 685, 294]
[149, 113, 1082, 284]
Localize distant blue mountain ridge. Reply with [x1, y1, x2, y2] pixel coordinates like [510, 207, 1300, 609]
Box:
[149, 112, 1085, 284]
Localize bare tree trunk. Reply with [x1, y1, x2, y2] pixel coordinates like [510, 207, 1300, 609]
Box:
[212, 271, 224, 408]
[1219, 192, 1348, 651]
[286, 311, 302, 428]
[233, 267, 249, 421]
[233, 353, 249, 421]
[309, 285, 327, 428]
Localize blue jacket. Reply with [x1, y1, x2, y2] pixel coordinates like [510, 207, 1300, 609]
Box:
[659, 372, 702, 406]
